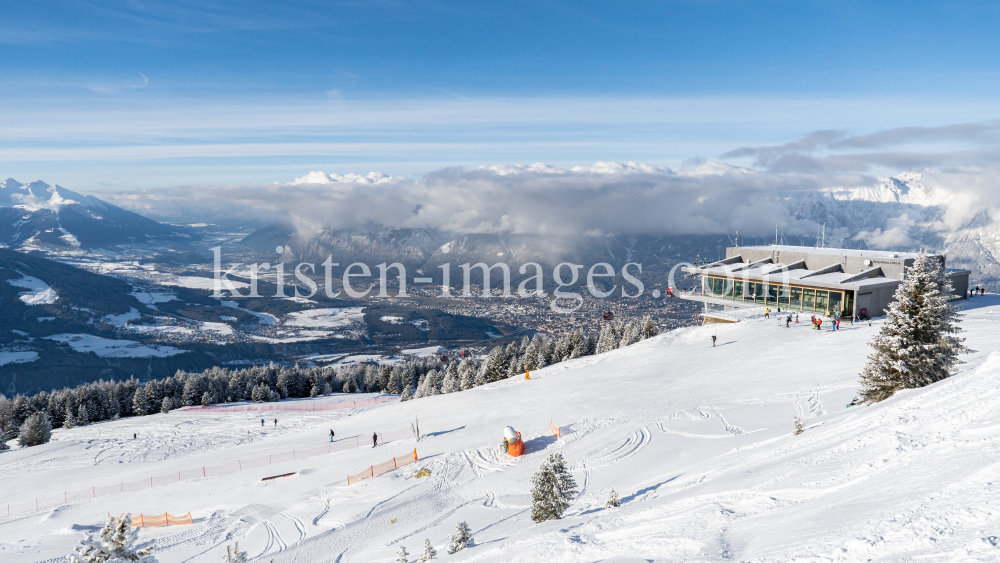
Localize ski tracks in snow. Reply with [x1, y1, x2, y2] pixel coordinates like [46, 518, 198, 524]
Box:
[586, 426, 651, 469]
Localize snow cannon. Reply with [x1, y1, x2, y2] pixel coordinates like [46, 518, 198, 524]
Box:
[504, 425, 525, 457]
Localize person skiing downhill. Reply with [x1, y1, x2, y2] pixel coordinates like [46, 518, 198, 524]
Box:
[261, 418, 264, 426]
[373, 432, 379, 447]
[712, 335, 717, 347]
[274, 418, 278, 426]
[329, 429, 335, 442]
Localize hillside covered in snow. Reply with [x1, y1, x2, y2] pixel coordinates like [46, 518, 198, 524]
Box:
[3, 296, 1000, 562]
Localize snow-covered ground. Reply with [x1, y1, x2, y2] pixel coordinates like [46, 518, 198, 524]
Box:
[6, 271, 58, 305]
[43, 334, 190, 358]
[284, 307, 365, 329]
[5, 298, 1000, 562]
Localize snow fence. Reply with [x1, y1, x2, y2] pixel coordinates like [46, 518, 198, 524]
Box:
[3, 428, 415, 518]
[347, 449, 419, 485]
[181, 395, 397, 413]
[109, 512, 193, 527]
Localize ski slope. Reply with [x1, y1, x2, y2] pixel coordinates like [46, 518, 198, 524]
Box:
[4, 298, 1000, 562]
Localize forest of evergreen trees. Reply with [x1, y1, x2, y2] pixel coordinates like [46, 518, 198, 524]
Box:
[0, 317, 657, 445]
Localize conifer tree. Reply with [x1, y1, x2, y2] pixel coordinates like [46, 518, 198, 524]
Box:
[18, 412, 52, 447]
[479, 346, 507, 383]
[618, 321, 642, 348]
[792, 416, 804, 435]
[400, 384, 414, 401]
[0, 431, 8, 451]
[458, 358, 477, 390]
[418, 539, 437, 561]
[640, 315, 658, 339]
[395, 545, 409, 563]
[605, 488, 620, 508]
[446, 521, 473, 554]
[160, 397, 172, 414]
[858, 254, 969, 402]
[132, 386, 149, 416]
[596, 324, 617, 354]
[68, 513, 157, 562]
[530, 453, 578, 522]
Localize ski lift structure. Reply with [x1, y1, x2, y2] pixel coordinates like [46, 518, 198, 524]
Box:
[601, 311, 615, 321]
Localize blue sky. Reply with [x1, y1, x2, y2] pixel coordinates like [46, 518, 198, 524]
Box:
[2, 0, 999, 189]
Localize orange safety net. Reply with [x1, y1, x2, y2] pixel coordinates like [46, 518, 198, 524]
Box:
[347, 449, 419, 485]
[550, 419, 562, 439]
[109, 512, 193, 527]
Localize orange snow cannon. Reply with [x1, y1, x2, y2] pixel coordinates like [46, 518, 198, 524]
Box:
[504, 426, 525, 457]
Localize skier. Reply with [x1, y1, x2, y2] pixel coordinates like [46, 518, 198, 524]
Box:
[765, 308, 770, 319]
[373, 432, 379, 448]
[816, 318, 822, 330]
[274, 418, 278, 426]
[795, 313, 799, 324]
[711, 335, 717, 347]
[329, 429, 335, 442]
[133, 433, 136, 439]
[786, 315, 791, 328]
[261, 418, 264, 426]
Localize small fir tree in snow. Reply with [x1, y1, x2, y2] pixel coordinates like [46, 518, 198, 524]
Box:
[220, 542, 247, 563]
[418, 538, 437, 561]
[618, 321, 642, 348]
[160, 397, 172, 414]
[858, 254, 970, 403]
[18, 412, 52, 447]
[596, 324, 618, 354]
[77, 404, 90, 426]
[530, 453, 578, 522]
[605, 488, 620, 508]
[201, 391, 212, 406]
[68, 513, 157, 562]
[792, 416, 804, 436]
[395, 545, 409, 563]
[446, 521, 473, 554]
[400, 385, 414, 401]
[0, 430, 9, 450]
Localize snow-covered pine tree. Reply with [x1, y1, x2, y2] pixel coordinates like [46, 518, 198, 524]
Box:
[605, 488, 620, 508]
[201, 392, 212, 406]
[221, 542, 248, 563]
[18, 412, 52, 447]
[446, 521, 473, 554]
[456, 358, 476, 390]
[596, 324, 616, 354]
[858, 253, 970, 403]
[400, 385, 414, 401]
[68, 513, 157, 562]
[552, 334, 572, 363]
[395, 545, 409, 563]
[418, 538, 437, 561]
[618, 321, 642, 348]
[479, 346, 507, 383]
[160, 397, 172, 414]
[568, 330, 586, 358]
[792, 416, 804, 435]
[132, 386, 149, 416]
[77, 405, 90, 425]
[441, 362, 460, 393]
[0, 431, 8, 450]
[530, 453, 578, 522]
[640, 315, 658, 340]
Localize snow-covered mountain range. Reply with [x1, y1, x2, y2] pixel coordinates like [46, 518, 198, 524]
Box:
[0, 178, 189, 250]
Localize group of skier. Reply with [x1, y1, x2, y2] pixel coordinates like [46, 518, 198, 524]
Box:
[970, 286, 987, 297]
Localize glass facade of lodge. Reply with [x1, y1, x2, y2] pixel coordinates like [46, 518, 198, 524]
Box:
[702, 275, 853, 315]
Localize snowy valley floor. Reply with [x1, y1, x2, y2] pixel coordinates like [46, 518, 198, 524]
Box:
[6, 297, 1000, 562]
